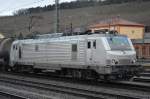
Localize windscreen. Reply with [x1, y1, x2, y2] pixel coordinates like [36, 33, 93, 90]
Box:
[107, 36, 132, 50]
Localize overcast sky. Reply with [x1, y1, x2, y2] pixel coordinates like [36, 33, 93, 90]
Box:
[0, 0, 76, 16]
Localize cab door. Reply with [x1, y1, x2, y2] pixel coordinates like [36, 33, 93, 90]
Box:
[92, 40, 97, 64]
[12, 44, 19, 64]
[18, 46, 22, 59]
[86, 40, 93, 65]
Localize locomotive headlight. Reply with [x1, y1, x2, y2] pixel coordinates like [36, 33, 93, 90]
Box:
[131, 59, 136, 64]
[112, 59, 115, 65]
[112, 59, 119, 65]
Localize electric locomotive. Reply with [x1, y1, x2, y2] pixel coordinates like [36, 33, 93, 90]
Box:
[9, 32, 142, 80]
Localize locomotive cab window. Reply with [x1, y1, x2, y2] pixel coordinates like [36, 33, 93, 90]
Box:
[35, 45, 39, 52]
[16, 45, 18, 50]
[72, 44, 78, 60]
[13, 45, 15, 50]
[19, 47, 22, 59]
[72, 44, 77, 52]
[87, 41, 91, 49]
[93, 40, 96, 49]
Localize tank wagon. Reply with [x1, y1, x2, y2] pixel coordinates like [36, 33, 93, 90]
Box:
[0, 38, 14, 70]
[9, 33, 141, 80]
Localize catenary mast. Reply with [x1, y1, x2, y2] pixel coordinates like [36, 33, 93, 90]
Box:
[55, 0, 59, 33]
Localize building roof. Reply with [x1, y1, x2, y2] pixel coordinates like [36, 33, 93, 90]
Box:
[89, 18, 144, 28]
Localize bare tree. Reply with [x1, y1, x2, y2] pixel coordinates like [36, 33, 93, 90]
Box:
[28, 15, 43, 33]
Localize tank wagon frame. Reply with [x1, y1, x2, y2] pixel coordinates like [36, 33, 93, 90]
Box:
[9, 34, 142, 80]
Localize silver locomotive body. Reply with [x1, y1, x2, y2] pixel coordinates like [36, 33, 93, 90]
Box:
[100, 36, 141, 78]
[9, 34, 141, 80]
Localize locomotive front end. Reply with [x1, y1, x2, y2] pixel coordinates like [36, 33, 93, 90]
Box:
[104, 35, 142, 79]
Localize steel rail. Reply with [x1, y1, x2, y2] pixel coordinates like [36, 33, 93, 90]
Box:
[0, 91, 27, 99]
[0, 73, 150, 99]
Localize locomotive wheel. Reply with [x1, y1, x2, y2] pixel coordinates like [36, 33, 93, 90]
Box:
[99, 75, 112, 81]
[64, 69, 82, 78]
[57, 68, 99, 80]
[73, 69, 82, 78]
[81, 70, 92, 79]
[11, 65, 34, 73]
[33, 69, 42, 73]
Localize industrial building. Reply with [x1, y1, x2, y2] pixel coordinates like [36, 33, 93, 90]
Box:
[132, 33, 150, 59]
[89, 18, 145, 39]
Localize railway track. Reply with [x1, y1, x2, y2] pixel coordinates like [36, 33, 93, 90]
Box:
[0, 72, 150, 99]
[0, 91, 26, 99]
[133, 71, 150, 83]
[133, 76, 150, 83]
[140, 72, 150, 77]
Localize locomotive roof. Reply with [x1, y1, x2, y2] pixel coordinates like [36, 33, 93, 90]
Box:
[12, 34, 127, 45]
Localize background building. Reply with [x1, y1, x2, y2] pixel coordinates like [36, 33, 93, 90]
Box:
[132, 33, 150, 59]
[89, 18, 145, 39]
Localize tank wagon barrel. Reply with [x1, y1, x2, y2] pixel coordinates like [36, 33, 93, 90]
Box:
[0, 38, 14, 70]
